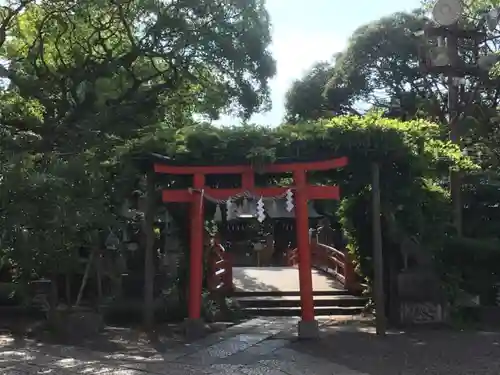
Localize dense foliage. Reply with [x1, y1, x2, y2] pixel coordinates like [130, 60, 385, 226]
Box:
[0, 0, 276, 324]
[123, 114, 473, 288]
[284, 6, 500, 300]
[0, 0, 275, 278]
[285, 9, 500, 168]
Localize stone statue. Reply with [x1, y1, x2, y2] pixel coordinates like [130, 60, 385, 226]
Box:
[384, 207, 445, 324]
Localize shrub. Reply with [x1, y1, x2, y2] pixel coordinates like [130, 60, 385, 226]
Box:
[436, 237, 500, 305]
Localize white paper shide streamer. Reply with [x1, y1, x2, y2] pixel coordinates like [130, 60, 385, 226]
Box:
[256, 197, 265, 223]
[285, 189, 294, 212]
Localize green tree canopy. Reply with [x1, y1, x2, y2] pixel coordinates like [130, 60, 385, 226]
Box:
[0, 0, 276, 283]
[124, 113, 474, 284]
[285, 11, 447, 124]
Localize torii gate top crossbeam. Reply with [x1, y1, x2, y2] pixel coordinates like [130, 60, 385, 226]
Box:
[154, 156, 348, 203]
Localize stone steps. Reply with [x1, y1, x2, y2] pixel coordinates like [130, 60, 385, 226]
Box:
[232, 289, 350, 297]
[233, 290, 367, 317]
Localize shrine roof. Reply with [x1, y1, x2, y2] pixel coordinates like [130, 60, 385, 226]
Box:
[144, 152, 345, 168]
[136, 153, 348, 177]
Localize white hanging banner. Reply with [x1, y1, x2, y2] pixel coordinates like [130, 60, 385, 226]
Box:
[256, 197, 266, 223]
[285, 189, 294, 212]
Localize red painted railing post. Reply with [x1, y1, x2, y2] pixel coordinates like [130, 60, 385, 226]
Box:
[207, 246, 214, 292]
[286, 248, 295, 266]
[310, 237, 318, 267]
[224, 251, 233, 292]
[344, 251, 357, 292]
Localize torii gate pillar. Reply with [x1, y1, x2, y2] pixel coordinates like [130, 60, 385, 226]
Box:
[187, 174, 205, 335]
[294, 169, 319, 338]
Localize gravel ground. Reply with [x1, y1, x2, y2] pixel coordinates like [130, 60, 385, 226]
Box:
[0, 315, 233, 357]
[4, 315, 500, 374]
[292, 317, 500, 375]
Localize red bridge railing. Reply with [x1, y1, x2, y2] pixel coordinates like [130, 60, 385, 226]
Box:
[313, 241, 358, 292]
[287, 238, 359, 293]
[207, 242, 233, 293]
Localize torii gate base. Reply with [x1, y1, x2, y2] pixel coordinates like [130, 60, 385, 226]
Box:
[154, 156, 348, 339]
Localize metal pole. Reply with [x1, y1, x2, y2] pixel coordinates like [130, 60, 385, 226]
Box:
[372, 162, 386, 336]
[447, 30, 463, 237]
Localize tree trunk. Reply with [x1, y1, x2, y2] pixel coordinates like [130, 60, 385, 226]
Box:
[96, 248, 103, 309]
[47, 272, 59, 328]
[65, 272, 72, 307]
[372, 162, 386, 336]
[75, 249, 95, 307]
[143, 171, 156, 329]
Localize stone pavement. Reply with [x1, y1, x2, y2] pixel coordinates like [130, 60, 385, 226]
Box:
[0, 318, 366, 375]
[232, 267, 343, 292]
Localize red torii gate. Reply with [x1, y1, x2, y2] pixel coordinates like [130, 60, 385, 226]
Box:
[154, 156, 348, 339]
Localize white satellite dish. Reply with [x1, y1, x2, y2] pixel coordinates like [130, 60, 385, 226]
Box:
[432, 0, 463, 26]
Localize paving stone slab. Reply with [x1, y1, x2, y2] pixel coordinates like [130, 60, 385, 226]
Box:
[177, 333, 272, 365]
[238, 364, 290, 375]
[80, 367, 146, 375]
[105, 318, 297, 365]
[209, 363, 288, 375]
[218, 338, 288, 365]
[101, 352, 166, 363]
[261, 348, 368, 375]
[119, 360, 213, 375]
[139, 318, 278, 363]
[209, 364, 248, 375]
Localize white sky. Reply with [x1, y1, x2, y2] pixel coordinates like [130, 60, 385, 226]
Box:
[215, 0, 422, 127]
